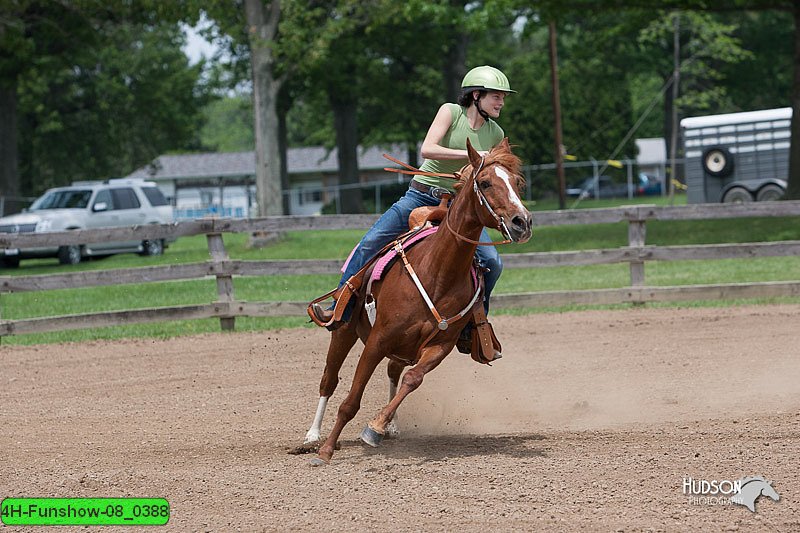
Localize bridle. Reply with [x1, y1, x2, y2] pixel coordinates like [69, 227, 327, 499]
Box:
[445, 156, 515, 246]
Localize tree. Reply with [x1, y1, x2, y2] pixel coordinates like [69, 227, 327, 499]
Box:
[278, 0, 371, 213]
[637, 11, 751, 159]
[1, 2, 209, 199]
[242, 0, 283, 216]
[537, 0, 800, 198]
[200, 96, 255, 152]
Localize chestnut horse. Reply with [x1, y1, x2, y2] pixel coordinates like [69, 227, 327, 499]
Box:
[305, 138, 532, 465]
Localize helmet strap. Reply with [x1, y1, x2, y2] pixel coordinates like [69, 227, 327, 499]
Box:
[474, 93, 490, 122]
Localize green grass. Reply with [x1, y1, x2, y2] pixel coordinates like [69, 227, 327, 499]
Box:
[2, 194, 799, 345]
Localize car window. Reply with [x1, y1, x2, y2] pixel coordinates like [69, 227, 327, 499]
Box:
[141, 186, 169, 207]
[93, 189, 113, 210]
[31, 190, 92, 210]
[110, 188, 141, 210]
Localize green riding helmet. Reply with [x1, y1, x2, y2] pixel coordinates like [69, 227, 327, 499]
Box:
[461, 65, 516, 93]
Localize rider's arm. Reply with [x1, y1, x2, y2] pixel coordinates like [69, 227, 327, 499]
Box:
[420, 104, 489, 160]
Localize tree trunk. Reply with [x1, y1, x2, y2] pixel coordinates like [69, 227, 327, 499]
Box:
[0, 81, 19, 199]
[663, 73, 674, 167]
[407, 144, 418, 168]
[278, 84, 291, 215]
[244, 0, 283, 216]
[788, 3, 800, 200]
[443, 31, 468, 102]
[331, 96, 362, 214]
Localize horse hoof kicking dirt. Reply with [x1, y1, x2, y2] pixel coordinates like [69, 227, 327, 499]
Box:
[302, 139, 532, 465]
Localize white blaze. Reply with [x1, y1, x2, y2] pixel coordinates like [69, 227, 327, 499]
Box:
[494, 166, 527, 212]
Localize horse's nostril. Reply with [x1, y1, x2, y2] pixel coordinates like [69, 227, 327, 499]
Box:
[512, 215, 528, 229]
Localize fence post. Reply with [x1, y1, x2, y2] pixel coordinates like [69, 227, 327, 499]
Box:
[627, 208, 647, 293]
[206, 232, 236, 331]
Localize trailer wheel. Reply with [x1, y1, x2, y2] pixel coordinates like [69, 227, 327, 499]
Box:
[721, 187, 753, 204]
[756, 184, 785, 202]
[702, 147, 734, 177]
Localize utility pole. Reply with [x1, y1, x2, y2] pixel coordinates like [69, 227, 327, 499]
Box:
[669, 12, 680, 205]
[549, 20, 567, 210]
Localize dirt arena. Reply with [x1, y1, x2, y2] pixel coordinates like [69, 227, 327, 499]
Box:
[2, 304, 798, 531]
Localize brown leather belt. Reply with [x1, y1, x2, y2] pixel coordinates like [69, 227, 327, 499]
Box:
[409, 180, 452, 199]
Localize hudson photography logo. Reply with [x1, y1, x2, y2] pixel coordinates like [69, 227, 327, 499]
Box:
[683, 475, 780, 512]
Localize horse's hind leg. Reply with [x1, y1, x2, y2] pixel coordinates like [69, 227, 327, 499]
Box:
[384, 360, 404, 439]
[313, 337, 385, 465]
[362, 345, 448, 447]
[304, 325, 359, 444]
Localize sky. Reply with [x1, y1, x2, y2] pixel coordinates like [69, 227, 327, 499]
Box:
[182, 21, 217, 65]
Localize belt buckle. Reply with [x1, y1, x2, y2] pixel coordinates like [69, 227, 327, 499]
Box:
[429, 186, 448, 199]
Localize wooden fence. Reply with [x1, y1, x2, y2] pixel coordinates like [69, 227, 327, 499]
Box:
[1, 200, 799, 336]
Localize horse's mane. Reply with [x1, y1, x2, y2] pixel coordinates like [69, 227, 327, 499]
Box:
[453, 143, 525, 194]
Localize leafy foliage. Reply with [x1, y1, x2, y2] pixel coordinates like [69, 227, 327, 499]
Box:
[0, 1, 212, 196]
[3, 1, 800, 204]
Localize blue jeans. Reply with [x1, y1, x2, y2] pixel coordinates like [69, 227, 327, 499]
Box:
[339, 186, 502, 314]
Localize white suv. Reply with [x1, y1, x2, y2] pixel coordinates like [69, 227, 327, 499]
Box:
[0, 179, 173, 267]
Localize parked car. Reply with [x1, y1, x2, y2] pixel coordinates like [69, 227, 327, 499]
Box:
[636, 173, 663, 196]
[566, 176, 631, 199]
[0, 178, 173, 268]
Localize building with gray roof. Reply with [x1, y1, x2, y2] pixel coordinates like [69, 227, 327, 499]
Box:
[125, 144, 416, 216]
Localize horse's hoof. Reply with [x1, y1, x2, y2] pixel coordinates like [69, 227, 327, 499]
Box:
[360, 425, 384, 447]
[309, 457, 328, 467]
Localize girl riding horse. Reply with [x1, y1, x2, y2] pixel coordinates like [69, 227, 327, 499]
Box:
[311, 65, 516, 352]
[306, 138, 532, 465]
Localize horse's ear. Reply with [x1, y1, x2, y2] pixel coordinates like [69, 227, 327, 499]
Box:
[465, 138, 482, 167]
[498, 137, 511, 152]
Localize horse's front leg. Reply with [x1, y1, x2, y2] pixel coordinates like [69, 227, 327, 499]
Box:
[384, 360, 404, 439]
[304, 325, 359, 445]
[361, 344, 449, 447]
[312, 336, 385, 466]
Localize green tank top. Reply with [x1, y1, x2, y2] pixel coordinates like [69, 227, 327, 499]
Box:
[414, 103, 504, 191]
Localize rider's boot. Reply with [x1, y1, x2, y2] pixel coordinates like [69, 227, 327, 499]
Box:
[310, 303, 334, 324]
[456, 324, 473, 354]
[311, 300, 356, 331]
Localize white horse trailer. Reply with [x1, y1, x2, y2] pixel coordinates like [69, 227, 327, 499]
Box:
[682, 107, 790, 203]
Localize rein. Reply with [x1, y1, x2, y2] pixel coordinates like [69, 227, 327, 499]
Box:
[382, 153, 455, 178]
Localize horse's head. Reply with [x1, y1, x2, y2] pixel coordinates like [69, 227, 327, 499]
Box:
[760, 481, 780, 501]
[456, 138, 532, 243]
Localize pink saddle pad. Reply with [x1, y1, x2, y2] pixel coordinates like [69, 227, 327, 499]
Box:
[371, 226, 439, 281]
[367, 226, 480, 289]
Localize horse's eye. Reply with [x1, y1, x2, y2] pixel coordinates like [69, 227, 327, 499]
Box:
[479, 180, 492, 190]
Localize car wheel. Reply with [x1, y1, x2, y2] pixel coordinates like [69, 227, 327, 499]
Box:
[58, 245, 82, 265]
[756, 184, 785, 202]
[141, 239, 164, 256]
[1, 257, 20, 269]
[721, 187, 753, 204]
[702, 147, 734, 177]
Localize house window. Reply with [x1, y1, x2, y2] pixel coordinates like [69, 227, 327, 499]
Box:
[200, 191, 214, 207]
[298, 189, 322, 205]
